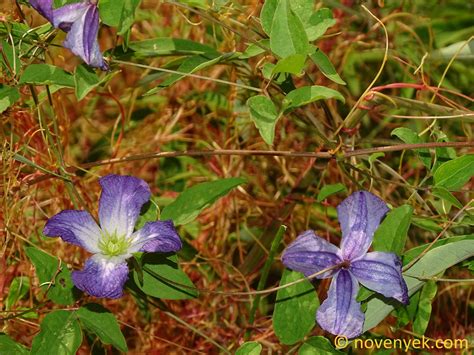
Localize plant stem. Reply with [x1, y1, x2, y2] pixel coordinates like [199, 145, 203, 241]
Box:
[14, 141, 473, 191]
[245, 225, 286, 340]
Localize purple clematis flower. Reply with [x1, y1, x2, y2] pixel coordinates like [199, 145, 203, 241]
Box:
[282, 191, 408, 338]
[29, 0, 109, 70]
[43, 175, 182, 299]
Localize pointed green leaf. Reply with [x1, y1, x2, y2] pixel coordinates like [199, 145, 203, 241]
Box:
[128, 38, 219, 57]
[31, 310, 82, 355]
[161, 178, 246, 225]
[25, 247, 77, 305]
[19, 64, 74, 87]
[372, 205, 413, 255]
[310, 48, 345, 85]
[98, 0, 141, 35]
[247, 95, 280, 145]
[13, 153, 66, 179]
[239, 40, 269, 59]
[235, 341, 262, 355]
[434, 154, 474, 190]
[272, 54, 306, 75]
[135, 198, 160, 230]
[269, 0, 310, 58]
[6, 277, 30, 310]
[273, 270, 318, 345]
[391, 127, 431, 168]
[0, 85, 20, 113]
[403, 235, 474, 265]
[260, 0, 278, 35]
[283, 85, 344, 112]
[74, 64, 100, 100]
[306, 8, 336, 41]
[396, 289, 421, 328]
[317, 183, 347, 202]
[413, 280, 437, 335]
[364, 240, 474, 331]
[0, 334, 29, 355]
[76, 304, 127, 352]
[144, 53, 226, 94]
[432, 186, 463, 209]
[134, 253, 198, 300]
[0, 39, 21, 76]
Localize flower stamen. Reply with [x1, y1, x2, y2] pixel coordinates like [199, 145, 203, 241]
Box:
[98, 231, 131, 257]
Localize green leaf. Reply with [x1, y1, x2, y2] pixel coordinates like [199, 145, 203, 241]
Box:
[0, 85, 20, 113]
[133, 253, 198, 299]
[273, 270, 318, 345]
[128, 38, 219, 57]
[31, 310, 82, 355]
[298, 336, 344, 355]
[433, 132, 457, 172]
[272, 54, 306, 75]
[283, 85, 344, 112]
[0, 39, 21, 77]
[372, 205, 413, 255]
[247, 95, 280, 145]
[74, 64, 100, 100]
[305, 8, 336, 41]
[0, 334, 29, 355]
[235, 341, 262, 355]
[264, 1, 335, 42]
[13, 153, 66, 179]
[288, 0, 314, 30]
[239, 40, 269, 59]
[413, 280, 437, 335]
[19, 64, 75, 87]
[144, 53, 226, 94]
[76, 303, 128, 352]
[6, 277, 30, 310]
[260, 0, 278, 35]
[364, 240, 474, 332]
[135, 198, 160, 230]
[411, 217, 443, 233]
[161, 177, 246, 225]
[24, 247, 77, 305]
[403, 235, 474, 265]
[98, 0, 141, 35]
[433, 154, 474, 190]
[391, 127, 431, 168]
[432, 186, 463, 209]
[310, 48, 345, 85]
[269, 0, 310, 58]
[316, 183, 347, 202]
[396, 290, 421, 328]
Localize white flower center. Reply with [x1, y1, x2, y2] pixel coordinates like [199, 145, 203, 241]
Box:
[98, 231, 131, 257]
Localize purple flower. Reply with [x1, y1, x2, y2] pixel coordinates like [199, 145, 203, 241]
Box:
[29, 0, 109, 70]
[282, 191, 408, 338]
[43, 175, 182, 299]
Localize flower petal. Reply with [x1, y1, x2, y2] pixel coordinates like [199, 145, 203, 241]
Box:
[129, 220, 182, 253]
[350, 251, 409, 304]
[281, 230, 342, 279]
[338, 191, 389, 260]
[43, 210, 101, 253]
[98, 175, 151, 238]
[316, 270, 365, 338]
[30, 0, 54, 22]
[59, 4, 109, 70]
[51, 2, 89, 27]
[72, 255, 129, 299]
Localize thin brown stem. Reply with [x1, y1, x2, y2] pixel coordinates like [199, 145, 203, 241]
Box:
[12, 141, 473, 191]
